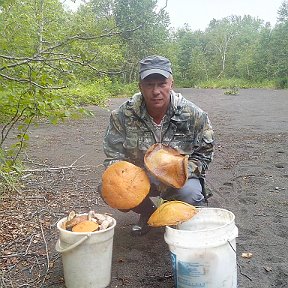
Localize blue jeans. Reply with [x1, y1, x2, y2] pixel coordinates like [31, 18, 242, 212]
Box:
[149, 176, 205, 206]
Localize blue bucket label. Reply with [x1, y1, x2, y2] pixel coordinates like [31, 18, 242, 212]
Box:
[171, 252, 207, 288]
[170, 252, 177, 287]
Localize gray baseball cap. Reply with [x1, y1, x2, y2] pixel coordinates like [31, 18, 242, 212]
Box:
[139, 55, 172, 80]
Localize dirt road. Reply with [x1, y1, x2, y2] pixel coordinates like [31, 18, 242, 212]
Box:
[1, 88, 287, 287]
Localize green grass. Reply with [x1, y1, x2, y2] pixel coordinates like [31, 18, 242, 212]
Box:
[195, 78, 277, 89]
[174, 77, 286, 89]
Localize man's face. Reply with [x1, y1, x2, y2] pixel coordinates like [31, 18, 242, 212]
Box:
[139, 74, 173, 111]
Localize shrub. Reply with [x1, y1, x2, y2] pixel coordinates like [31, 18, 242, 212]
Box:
[274, 78, 288, 89]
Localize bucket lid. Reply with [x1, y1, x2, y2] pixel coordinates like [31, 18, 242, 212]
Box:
[147, 201, 198, 227]
[101, 161, 150, 209]
[144, 144, 188, 188]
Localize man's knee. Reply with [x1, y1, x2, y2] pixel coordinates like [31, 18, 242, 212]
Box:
[162, 178, 205, 206]
[179, 178, 204, 204]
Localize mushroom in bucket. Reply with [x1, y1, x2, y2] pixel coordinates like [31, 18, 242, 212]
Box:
[61, 210, 114, 232]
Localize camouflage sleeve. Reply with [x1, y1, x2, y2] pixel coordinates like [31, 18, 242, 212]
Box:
[188, 113, 214, 178]
[103, 110, 127, 168]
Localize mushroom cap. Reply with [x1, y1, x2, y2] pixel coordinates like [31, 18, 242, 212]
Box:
[72, 220, 99, 232]
[101, 161, 150, 210]
[147, 201, 197, 227]
[144, 143, 188, 188]
[65, 214, 88, 230]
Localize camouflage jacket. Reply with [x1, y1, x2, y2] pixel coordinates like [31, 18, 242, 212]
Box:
[103, 91, 214, 179]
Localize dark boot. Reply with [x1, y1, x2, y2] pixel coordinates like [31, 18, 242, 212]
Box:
[131, 196, 157, 236]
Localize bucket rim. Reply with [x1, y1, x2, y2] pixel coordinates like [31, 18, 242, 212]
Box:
[166, 207, 235, 233]
[57, 213, 116, 235]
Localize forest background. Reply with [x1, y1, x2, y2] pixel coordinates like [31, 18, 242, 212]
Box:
[0, 0, 288, 188]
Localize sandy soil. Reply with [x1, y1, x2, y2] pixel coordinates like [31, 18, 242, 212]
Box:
[1, 88, 287, 288]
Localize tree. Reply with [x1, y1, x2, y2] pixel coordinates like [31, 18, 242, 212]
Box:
[0, 0, 122, 174]
[205, 16, 244, 78]
[225, 15, 263, 80]
[114, 0, 170, 82]
[0, 0, 74, 172]
[272, 1, 288, 82]
[277, 0, 288, 23]
[0, 0, 172, 177]
[173, 25, 194, 81]
[172, 26, 209, 85]
[268, 23, 288, 80]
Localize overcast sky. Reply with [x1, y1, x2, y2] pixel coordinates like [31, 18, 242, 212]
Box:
[66, 0, 284, 30]
[159, 0, 284, 30]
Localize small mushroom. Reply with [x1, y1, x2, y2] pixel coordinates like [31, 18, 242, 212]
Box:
[66, 215, 88, 230]
[93, 213, 107, 224]
[100, 220, 110, 230]
[72, 220, 99, 232]
[67, 210, 76, 221]
[241, 252, 253, 259]
[62, 210, 77, 230]
[99, 215, 113, 230]
[63, 210, 114, 231]
[88, 210, 94, 221]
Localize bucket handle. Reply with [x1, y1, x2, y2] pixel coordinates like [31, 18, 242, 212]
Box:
[55, 235, 90, 253]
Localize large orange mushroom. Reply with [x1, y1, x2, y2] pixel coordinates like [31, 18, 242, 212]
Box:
[148, 201, 198, 227]
[101, 161, 150, 210]
[144, 143, 188, 188]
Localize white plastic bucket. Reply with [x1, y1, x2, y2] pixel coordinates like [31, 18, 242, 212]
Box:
[55, 214, 116, 288]
[164, 208, 238, 288]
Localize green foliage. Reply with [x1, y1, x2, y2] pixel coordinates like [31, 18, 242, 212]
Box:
[0, 145, 24, 196]
[0, 167, 19, 196]
[274, 77, 288, 89]
[60, 80, 138, 107]
[171, 10, 288, 88]
[106, 81, 138, 97]
[0, 0, 120, 178]
[224, 87, 239, 95]
[114, 0, 170, 82]
[277, 0, 288, 23]
[0, 85, 85, 163]
[61, 79, 112, 107]
[196, 78, 276, 89]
